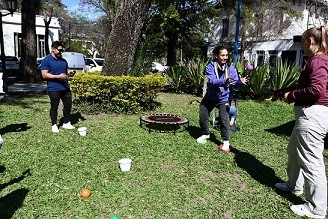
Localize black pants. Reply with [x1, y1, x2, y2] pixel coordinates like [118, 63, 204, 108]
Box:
[48, 90, 72, 125]
[199, 97, 230, 141]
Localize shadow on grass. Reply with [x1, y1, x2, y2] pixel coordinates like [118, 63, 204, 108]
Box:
[0, 123, 31, 135]
[0, 188, 29, 219]
[0, 169, 31, 191]
[187, 125, 222, 145]
[1, 93, 48, 108]
[0, 168, 30, 218]
[232, 148, 304, 204]
[265, 120, 295, 137]
[0, 165, 6, 173]
[140, 122, 189, 134]
[186, 125, 201, 139]
[59, 112, 86, 126]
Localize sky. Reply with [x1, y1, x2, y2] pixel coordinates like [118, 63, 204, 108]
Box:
[61, 0, 103, 20]
[62, 0, 80, 12]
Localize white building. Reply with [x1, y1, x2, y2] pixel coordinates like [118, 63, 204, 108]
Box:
[2, 11, 60, 58]
[208, 0, 328, 67]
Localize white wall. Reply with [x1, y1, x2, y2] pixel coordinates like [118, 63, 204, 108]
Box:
[208, 0, 328, 66]
[1, 11, 60, 57]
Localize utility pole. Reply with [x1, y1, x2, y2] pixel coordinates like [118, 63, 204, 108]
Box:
[233, 0, 242, 65]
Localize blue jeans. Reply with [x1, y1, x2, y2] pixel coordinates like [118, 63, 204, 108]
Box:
[229, 106, 237, 120]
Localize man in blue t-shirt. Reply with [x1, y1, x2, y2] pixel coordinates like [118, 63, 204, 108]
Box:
[41, 41, 76, 133]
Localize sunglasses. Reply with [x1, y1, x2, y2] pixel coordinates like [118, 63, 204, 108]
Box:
[57, 48, 64, 52]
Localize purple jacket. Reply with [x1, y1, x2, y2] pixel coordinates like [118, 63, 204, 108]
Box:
[204, 59, 239, 104]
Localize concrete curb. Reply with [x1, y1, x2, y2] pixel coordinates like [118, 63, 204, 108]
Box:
[7, 82, 47, 94]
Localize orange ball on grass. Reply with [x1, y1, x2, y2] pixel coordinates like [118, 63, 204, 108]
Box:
[81, 188, 91, 198]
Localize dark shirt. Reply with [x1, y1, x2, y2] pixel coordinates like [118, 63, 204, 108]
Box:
[41, 54, 70, 92]
[287, 54, 328, 106]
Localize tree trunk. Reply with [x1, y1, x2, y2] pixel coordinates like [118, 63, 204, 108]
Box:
[102, 0, 152, 76]
[44, 17, 51, 55]
[166, 33, 178, 66]
[19, 0, 38, 82]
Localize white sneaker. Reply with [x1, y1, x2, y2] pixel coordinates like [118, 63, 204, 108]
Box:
[52, 124, 59, 133]
[0, 134, 4, 146]
[275, 182, 303, 196]
[229, 117, 235, 126]
[222, 140, 230, 151]
[196, 134, 210, 143]
[62, 122, 75, 130]
[290, 204, 325, 218]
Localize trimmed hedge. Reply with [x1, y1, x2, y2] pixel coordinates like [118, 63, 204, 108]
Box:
[69, 72, 166, 113]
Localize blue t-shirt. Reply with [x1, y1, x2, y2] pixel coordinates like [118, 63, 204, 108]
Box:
[41, 54, 70, 92]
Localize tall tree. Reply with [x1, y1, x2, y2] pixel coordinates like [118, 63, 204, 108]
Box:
[102, 0, 152, 75]
[141, 0, 218, 66]
[40, 0, 65, 54]
[78, 0, 120, 56]
[19, 0, 41, 82]
[60, 13, 110, 57]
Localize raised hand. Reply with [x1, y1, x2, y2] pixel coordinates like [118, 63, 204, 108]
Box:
[240, 76, 249, 84]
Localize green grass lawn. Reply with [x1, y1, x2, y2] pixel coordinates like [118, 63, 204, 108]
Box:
[0, 92, 327, 218]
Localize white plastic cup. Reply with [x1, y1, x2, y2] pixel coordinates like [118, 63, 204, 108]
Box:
[119, 158, 132, 172]
[78, 127, 87, 136]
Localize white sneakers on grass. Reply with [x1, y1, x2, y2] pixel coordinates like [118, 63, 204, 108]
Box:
[52, 122, 75, 133]
[62, 122, 75, 130]
[274, 182, 303, 196]
[0, 134, 4, 146]
[275, 182, 325, 218]
[196, 134, 210, 143]
[290, 204, 325, 219]
[221, 140, 230, 151]
[52, 124, 59, 133]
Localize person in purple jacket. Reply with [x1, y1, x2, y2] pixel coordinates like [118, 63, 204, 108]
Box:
[272, 26, 328, 219]
[197, 45, 247, 151]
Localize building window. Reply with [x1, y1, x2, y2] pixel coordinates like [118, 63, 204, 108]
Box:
[14, 32, 22, 57]
[281, 50, 297, 66]
[38, 35, 46, 58]
[269, 50, 278, 67]
[256, 50, 265, 65]
[222, 18, 229, 38]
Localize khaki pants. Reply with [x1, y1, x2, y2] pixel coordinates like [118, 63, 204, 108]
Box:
[287, 105, 328, 216]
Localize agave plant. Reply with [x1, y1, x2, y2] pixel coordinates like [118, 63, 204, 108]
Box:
[165, 65, 186, 93]
[235, 59, 246, 76]
[184, 57, 210, 95]
[248, 64, 271, 95]
[270, 59, 300, 90]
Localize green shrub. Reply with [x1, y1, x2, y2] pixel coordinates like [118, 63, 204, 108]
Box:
[270, 59, 300, 90]
[69, 73, 166, 114]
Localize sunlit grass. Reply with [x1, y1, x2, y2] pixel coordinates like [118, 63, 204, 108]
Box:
[0, 93, 327, 218]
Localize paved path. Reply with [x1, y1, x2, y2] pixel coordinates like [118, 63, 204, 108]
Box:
[7, 82, 47, 94]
